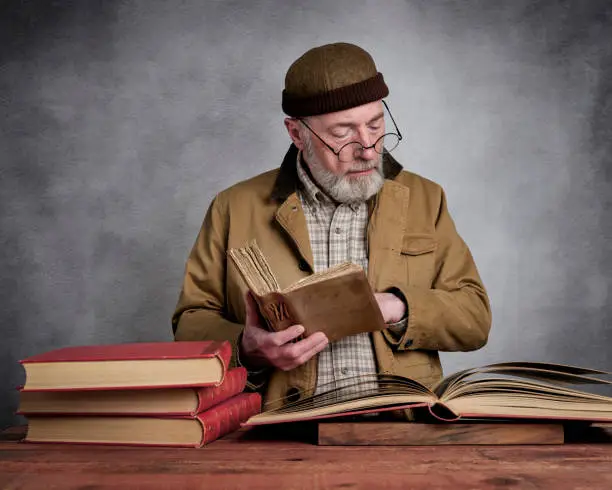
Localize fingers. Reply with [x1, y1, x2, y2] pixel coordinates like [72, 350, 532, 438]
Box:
[291, 335, 328, 368]
[242, 291, 331, 371]
[269, 324, 305, 346]
[276, 331, 328, 371]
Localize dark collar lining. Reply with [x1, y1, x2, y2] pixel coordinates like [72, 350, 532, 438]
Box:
[269, 144, 403, 202]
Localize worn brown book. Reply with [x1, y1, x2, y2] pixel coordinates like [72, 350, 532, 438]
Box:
[227, 240, 385, 342]
[243, 362, 612, 426]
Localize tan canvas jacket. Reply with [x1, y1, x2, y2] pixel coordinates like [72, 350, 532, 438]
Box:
[172, 145, 492, 410]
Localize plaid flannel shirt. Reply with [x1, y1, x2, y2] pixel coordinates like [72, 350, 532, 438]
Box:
[296, 153, 406, 395]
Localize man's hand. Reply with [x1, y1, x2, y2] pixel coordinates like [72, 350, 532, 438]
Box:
[240, 292, 329, 371]
[374, 292, 406, 324]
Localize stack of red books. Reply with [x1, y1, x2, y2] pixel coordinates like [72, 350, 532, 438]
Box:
[17, 341, 261, 447]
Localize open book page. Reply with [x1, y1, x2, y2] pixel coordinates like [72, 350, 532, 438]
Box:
[246, 374, 436, 425]
[228, 240, 365, 294]
[441, 377, 612, 420]
[433, 361, 611, 398]
[432, 362, 612, 421]
[283, 262, 363, 292]
[227, 240, 280, 295]
[245, 363, 612, 425]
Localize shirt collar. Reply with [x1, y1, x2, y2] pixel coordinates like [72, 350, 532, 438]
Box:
[295, 150, 334, 208]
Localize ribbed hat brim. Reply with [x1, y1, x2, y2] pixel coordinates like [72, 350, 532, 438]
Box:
[282, 73, 389, 117]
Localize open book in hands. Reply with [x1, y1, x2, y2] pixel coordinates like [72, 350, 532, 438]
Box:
[227, 240, 386, 342]
[243, 361, 612, 426]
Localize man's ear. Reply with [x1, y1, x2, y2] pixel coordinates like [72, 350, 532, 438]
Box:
[284, 118, 306, 151]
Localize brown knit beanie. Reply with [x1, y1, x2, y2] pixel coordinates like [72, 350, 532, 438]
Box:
[282, 42, 389, 117]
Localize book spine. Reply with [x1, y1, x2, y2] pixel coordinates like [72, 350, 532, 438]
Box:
[197, 392, 262, 446]
[427, 402, 461, 422]
[255, 292, 297, 333]
[195, 367, 248, 414]
[212, 341, 233, 377]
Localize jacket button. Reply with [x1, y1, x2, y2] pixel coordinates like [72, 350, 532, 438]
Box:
[298, 259, 310, 272]
[286, 387, 301, 402]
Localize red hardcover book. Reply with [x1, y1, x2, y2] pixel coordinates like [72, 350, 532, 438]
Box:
[20, 341, 232, 391]
[18, 367, 248, 417]
[24, 392, 262, 447]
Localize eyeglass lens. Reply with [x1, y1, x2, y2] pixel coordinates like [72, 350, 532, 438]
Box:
[337, 133, 400, 162]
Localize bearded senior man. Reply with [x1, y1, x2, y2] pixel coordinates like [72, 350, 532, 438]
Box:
[172, 42, 491, 411]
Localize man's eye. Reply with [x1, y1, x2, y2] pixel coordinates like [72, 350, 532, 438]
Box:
[331, 131, 350, 139]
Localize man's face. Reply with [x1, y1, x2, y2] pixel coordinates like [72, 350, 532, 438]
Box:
[291, 101, 386, 203]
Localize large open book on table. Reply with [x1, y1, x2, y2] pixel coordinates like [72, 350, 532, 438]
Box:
[228, 240, 385, 342]
[243, 362, 612, 426]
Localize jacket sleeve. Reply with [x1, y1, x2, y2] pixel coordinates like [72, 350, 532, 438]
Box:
[171, 194, 268, 391]
[382, 189, 492, 352]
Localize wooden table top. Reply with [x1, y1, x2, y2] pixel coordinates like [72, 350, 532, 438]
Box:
[1, 424, 611, 489]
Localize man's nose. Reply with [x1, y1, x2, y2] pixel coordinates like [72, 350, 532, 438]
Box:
[357, 144, 377, 160]
[355, 129, 377, 159]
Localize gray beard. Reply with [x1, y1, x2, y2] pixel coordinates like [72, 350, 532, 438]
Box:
[304, 137, 385, 204]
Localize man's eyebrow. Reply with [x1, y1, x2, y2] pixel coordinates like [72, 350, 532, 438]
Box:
[328, 112, 385, 130]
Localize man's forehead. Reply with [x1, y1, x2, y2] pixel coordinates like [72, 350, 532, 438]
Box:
[310, 100, 384, 127]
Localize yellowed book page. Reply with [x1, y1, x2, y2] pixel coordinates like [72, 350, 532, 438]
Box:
[26, 417, 202, 445]
[248, 240, 280, 291]
[246, 393, 433, 425]
[23, 358, 223, 390]
[227, 241, 279, 294]
[227, 248, 264, 294]
[442, 379, 612, 403]
[283, 262, 362, 292]
[446, 395, 612, 421]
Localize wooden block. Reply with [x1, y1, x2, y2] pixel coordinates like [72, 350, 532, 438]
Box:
[317, 422, 565, 446]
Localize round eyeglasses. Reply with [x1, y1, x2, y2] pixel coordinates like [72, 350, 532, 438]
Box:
[298, 100, 403, 163]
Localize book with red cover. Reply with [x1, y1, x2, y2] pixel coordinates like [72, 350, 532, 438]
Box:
[20, 341, 232, 391]
[24, 392, 262, 447]
[18, 367, 248, 417]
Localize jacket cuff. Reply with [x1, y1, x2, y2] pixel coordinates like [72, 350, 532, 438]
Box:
[387, 317, 408, 337]
[381, 286, 411, 347]
[236, 331, 271, 391]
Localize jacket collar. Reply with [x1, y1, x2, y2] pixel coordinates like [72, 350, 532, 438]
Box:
[270, 144, 404, 202]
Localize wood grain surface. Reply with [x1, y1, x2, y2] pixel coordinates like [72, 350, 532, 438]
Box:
[317, 421, 565, 445]
[1, 424, 610, 489]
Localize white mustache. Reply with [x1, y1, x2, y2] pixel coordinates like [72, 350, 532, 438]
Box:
[347, 162, 379, 172]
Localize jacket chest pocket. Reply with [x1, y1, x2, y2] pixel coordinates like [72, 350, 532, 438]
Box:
[399, 234, 437, 288]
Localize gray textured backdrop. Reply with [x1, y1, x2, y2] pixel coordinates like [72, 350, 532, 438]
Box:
[1, 0, 611, 429]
